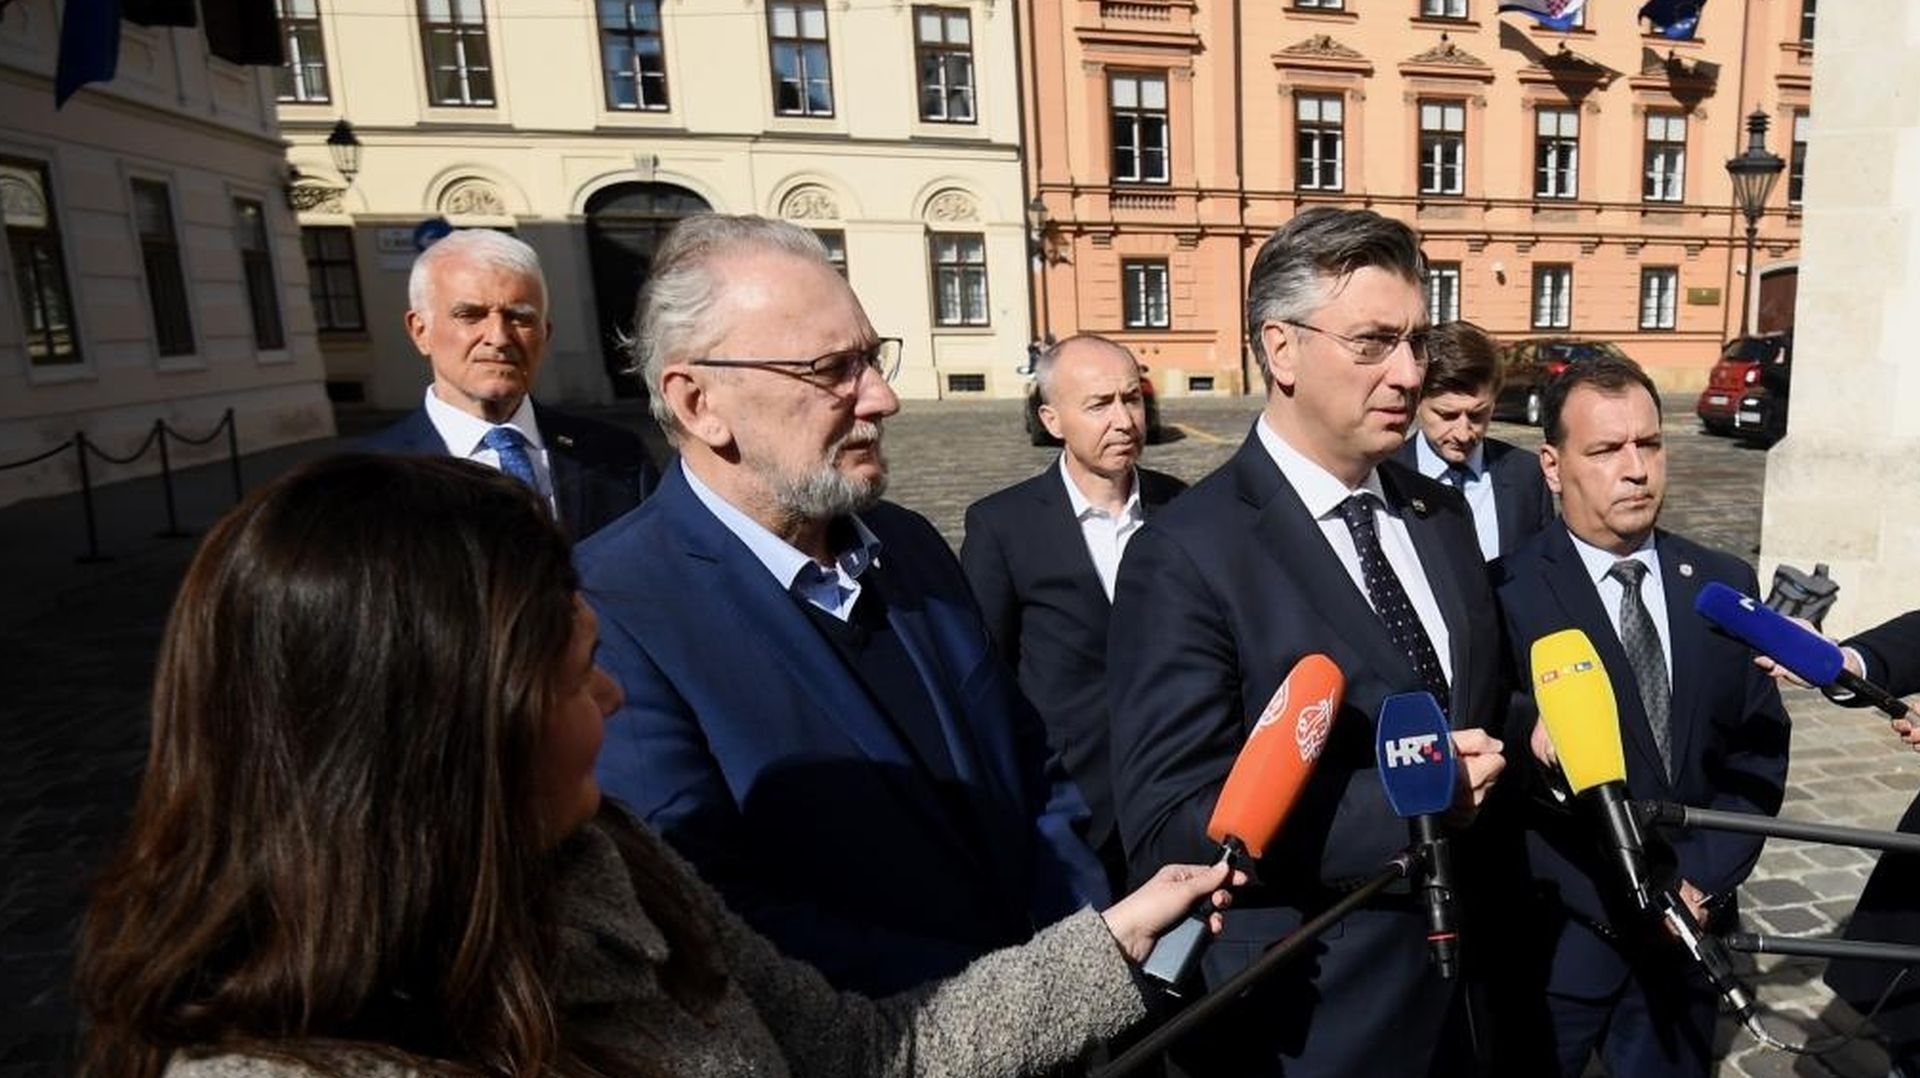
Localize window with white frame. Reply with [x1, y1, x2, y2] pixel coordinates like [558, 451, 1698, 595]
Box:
[1532, 264, 1571, 329]
[1639, 268, 1678, 330]
[1800, 0, 1816, 45]
[814, 229, 848, 277]
[598, 0, 670, 110]
[1535, 107, 1578, 199]
[302, 226, 366, 332]
[132, 179, 195, 356]
[1419, 100, 1465, 196]
[1295, 93, 1344, 191]
[3, 158, 82, 367]
[1294, 0, 1343, 8]
[275, 0, 330, 102]
[1122, 260, 1170, 329]
[1110, 72, 1170, 184]
[769, 0, 834, 116]
[1789, 111, 1810, 205]
[1643, 112, 1687, 202]
[930, 233, 988, 326]
[419, 0, 494, 106]
[1425, 263, 1461, 324]
[1422, 0, 1467, 18]
[234, 199, 286, 351]
[914, 7, 975, 123]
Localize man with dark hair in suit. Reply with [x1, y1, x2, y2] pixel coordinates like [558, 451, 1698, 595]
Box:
[1396, 320, 1555, 561]
[1491, 355, 1790, 1078]
[962, 334, 1187, 893]
[576, 214, 1108, 996]
[363, 229, 657, 541]
[1108, 206, 1507, 1078]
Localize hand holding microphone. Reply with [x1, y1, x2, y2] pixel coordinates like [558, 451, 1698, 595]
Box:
[1696, 582, 1911, 720]
[1101, 860, 1247, 964]
[1376, 692, 1467, 978]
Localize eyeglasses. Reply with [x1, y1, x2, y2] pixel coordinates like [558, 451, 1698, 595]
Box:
[1281, 320, 1431, 366]
[690, 338, 903, 389]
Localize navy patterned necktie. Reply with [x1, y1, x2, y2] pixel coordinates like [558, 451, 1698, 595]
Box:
[1608, 559, 1674, 778]
[1335, 493, 1451, 712]
[1443, 465, 1472, 490]
[482, 426, 540, 491]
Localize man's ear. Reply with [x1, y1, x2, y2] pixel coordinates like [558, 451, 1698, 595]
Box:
[404, 309, 432, 357]
[1038, 402, 1065, 441]
[1539, 443, 1562, 496]
[661, 367, 732, 450]
[1260, 321, 1298, 390]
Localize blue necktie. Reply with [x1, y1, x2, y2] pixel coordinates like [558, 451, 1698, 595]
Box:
[482, 426, 539, 491]
[1443, 465, 1472, 490]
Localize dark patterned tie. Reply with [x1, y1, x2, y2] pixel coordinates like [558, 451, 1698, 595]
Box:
[1608, 559, 1673, 779]
[482, 426, 540, 491]
[1442, 465, 1472, 490]
[1336, 494, 1451, 712]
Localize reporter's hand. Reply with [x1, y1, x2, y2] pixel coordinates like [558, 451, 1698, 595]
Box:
[1100, 862, 1245, 964]
[1891, 714, 1920, 751]
[1448, 729, 1506, 822]
[1750, 616, 1843, 687]
[1531, 717, 1558, 769]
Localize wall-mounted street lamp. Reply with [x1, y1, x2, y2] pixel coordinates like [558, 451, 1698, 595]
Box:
[285, 119, 363, 212]
[1724, 109, 1785, 336]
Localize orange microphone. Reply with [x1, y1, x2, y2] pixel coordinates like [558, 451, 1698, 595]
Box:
[1140, 654, 1346, 989]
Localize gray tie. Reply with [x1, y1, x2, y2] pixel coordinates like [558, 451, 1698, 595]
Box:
[1607, 559, 1673, 779]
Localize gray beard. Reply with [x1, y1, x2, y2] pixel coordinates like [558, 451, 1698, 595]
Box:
[758, 423, 888, 522]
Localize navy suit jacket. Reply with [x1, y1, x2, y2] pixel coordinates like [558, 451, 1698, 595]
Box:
[1394, 434, 1556, 559]
[1108, 430, 1502, 1077]
[1490, 526, 1790, 997]
[363, 400, 657, 542]
[1851, 612, 1920, 695]
[959, 465, 1187, 858]
[575, 462, 1107, 995]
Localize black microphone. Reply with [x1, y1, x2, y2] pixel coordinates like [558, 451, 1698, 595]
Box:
[1376, 691, 1461, 978]
[1656, 888, 1765, 1040]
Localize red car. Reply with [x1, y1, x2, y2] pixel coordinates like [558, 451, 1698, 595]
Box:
[1696, 334, 1791, 437]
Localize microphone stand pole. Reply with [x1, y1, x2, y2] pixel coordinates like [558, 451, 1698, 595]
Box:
[1726, 932, 1920, 966]
[1636, 802, 1920, 855]
[1095, 852, 1417, 1078]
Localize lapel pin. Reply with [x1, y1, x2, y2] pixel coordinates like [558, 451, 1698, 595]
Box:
[1409, 497, 1429, 516]
[554, 434, 574, 449]
[1679, 562, 1694, 578]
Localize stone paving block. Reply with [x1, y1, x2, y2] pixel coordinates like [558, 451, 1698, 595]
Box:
[1802, 870, 1872, 897]
[1748, 878, 1824, 908]
[1804, 846, 1876, 869]
[1754, 906, 1835, 935]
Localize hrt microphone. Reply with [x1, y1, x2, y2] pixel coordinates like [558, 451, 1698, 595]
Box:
[1531, 629, 1655, 912]
[1140, 653, 1346, 989]
[1376, 692, 1461, 979]
[1695, 582, 1911, 718]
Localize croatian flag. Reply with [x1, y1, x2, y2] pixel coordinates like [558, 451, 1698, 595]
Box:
[1640, 0, 1705, 40]
[1499, 0, 1587, 31]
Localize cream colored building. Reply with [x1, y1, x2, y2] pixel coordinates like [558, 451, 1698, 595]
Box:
[0, 0, 333, 507]
[282, 0, 1033, 408]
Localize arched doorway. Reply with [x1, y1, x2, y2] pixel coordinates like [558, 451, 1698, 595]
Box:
[584, 182, 711, 398]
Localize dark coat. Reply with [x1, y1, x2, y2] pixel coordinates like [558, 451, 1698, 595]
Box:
[1394, 434, 1556, 559]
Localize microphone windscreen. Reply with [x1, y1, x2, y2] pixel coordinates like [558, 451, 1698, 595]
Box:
[1694, 580, 1846, 687]
[1376, 692, 1457, 818]
[1531, 629, 1627, 794]
[1207, 653, 1345, 858]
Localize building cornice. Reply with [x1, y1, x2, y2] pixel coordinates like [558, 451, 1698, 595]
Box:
[1397, 39, 1496, 83]
[1, 65, 286, 154]
[1271, 35, 1375, 77]
[279, 122, 1024, 160]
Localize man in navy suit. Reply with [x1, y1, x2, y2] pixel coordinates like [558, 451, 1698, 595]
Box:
[1108, 207, 1507, 1078]
[575, 214, 1108, 995]
[961, 334, 1187, 894]
[363, 229, 656, 541]
[1491, 355, 1790, 1078]
[1395, 320, 1555, 561]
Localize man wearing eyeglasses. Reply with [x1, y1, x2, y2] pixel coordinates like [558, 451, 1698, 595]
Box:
[575, 214, 1110, 996]
[1108, 207, 1509, 1077]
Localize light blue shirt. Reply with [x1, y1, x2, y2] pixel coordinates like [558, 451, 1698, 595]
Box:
[1412, 434, 1500, 562]
[1567, 529, 1673, 681]
[681, 462, 883, 622]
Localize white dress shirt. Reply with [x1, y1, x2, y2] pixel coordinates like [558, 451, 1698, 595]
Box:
[1256, 416, 1453, 681]
[682, 462, 883, 622]
[1057, 454, 1146, 602]
[1566, 529, 1673, 681]
[1412, 434, 1500, 562]
[421, 387, 556, 513]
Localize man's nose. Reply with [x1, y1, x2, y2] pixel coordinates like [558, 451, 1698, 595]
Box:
[855, 365, 901, 418]
[1384, 341, 1424, 388]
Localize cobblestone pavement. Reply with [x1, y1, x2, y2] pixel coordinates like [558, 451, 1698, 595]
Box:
[0, 396, 1905, 1077]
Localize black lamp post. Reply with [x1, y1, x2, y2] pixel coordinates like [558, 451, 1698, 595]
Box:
[286, 118, 363, 211]
[1724, 109, 1785, 336]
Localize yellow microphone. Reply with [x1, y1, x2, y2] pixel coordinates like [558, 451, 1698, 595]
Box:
[1530, 629, 1654, 911]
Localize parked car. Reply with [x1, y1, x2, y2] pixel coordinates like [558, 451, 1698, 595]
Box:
[1697, 333, 1792, 442]
[1019, 360, 1165, 447]
[1494, 338, 1634, 426]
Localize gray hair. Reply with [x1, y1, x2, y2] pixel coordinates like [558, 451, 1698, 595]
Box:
[1034, 333, 1139, 406]
[406, 228, 548, 319]
[1244, 207, 1425, 390]
[627, 214, 831, 439]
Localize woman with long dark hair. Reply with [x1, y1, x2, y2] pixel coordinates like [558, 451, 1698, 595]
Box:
[75, 454, 1234, 1078]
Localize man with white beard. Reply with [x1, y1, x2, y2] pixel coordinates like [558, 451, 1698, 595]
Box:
[576, 215, 1109, 996]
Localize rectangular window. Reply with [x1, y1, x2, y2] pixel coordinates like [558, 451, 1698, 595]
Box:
[1295, 93, 1344, 191]
[598, 0, 669, 110]
[1532, 264, 1572, 329]
[769, 0, 833, 117]
[1419, 100, 1465, 196]
[1425, 263, 1461, 324]
[2, 159, 82, 367]
[1800, 0, 1816, 45]
[1534, 107, 1578, 200]
[914, 7, 975, 124]
[1643, 112, 1687, 202]
[234, 199, 286, 351]
[132, 179, 195, 356]
[1294, 0, 1343, 6]
[1122, 260, 1170, 329]
[302, 226, 365, 332]
[930, 233, 988, 326]
[1110, 72, 1170, 184]
[813, 229, 848, 277]
[275, 0, 330, 102]
[419, 0, 495, 106]
[946, 372, 986, 393]
[1639, 267, 1678, 330]
[1789, 110, 1810, 205]
[1421, 0, 1466, 17]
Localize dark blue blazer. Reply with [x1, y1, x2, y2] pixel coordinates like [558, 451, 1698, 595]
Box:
[1394, 434, 1556, 559]
[959, 465, 1187, 858]
[575, 462, 1107, 995]
[1490, 525, 1790, 997]
[1851, 612, 1920, 695]
[362, 401, 657, 542]
[1108, 430, 1503, 1077]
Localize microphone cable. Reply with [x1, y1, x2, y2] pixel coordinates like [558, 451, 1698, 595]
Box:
[1737, 965, 1910, 1057]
